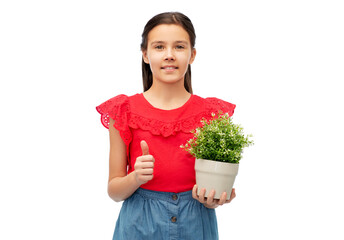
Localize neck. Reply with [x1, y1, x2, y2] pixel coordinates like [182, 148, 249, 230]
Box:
[143, 80, 191, 110]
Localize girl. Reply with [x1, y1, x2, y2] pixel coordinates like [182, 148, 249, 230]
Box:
[96, 12, 236, 240]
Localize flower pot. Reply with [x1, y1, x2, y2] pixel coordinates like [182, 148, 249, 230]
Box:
[195, 159, 239, 200]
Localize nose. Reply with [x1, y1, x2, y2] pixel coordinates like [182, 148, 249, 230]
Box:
[164, 48, 175, 61]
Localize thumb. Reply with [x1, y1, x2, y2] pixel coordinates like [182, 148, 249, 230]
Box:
[140, 140, 149, 156]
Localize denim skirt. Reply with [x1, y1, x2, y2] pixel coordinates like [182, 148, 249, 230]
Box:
[113, 188, 218, 240]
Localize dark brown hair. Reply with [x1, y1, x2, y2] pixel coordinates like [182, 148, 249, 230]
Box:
[140, 12, 196, 93]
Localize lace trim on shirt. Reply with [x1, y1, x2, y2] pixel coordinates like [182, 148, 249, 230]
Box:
[96, 94, 132, 145]
[128, 97, 235, 137]
[97, 95, 235, 139]
[128, 111, 208, 137]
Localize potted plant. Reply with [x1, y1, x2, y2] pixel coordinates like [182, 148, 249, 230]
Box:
[181, 112, 253, 200]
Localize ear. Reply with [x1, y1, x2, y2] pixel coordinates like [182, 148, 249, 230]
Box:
[142, 50, 150, 64]
[189, 48, 197, 65]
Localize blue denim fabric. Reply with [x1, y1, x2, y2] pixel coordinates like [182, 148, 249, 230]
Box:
[113, 188, 218, 240]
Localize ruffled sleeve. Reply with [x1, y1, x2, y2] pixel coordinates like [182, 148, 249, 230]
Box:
[96, 94, 132, 146]
[205, 97, 236, 117]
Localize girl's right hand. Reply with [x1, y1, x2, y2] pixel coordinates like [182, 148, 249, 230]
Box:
[134, 140, 155, 185]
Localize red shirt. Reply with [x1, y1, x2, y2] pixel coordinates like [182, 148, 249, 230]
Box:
[96, 93, 235, 193]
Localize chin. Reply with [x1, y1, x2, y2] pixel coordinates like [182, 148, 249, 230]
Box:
[161, 79, 184, 85]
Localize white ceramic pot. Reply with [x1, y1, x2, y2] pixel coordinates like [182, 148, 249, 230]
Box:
[195, 159, 239, 200]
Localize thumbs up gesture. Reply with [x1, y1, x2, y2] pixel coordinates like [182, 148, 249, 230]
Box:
[134, 140, 155, 185]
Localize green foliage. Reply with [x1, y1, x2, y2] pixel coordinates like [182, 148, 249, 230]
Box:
[181, 112, 254, 163]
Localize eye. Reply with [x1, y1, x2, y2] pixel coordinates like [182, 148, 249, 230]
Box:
[176, 45, 185, 49]
[155, 45, 164, 50]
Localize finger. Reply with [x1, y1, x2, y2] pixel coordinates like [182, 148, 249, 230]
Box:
[138, 168, 154, 175]
[140, 161, 154, 169]
[230, 188, 236, 201]
[134, 158, 154, 171]
[226, 188, 236, 203]
[134, 169, 154, 184]
[138, 174, 154, 183]
[137, 156, 155, 165]
[192, 185, 198, 199]
[140, 140, 149, 156]
[218, 192, 227, 205]
[206, 190, 216, 205]
[198, 188, 206, 203]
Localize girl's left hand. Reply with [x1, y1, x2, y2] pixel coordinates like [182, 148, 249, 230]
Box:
[192, 185, 236, 209]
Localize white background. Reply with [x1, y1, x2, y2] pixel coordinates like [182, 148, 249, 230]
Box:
[1, 0, 343, 239]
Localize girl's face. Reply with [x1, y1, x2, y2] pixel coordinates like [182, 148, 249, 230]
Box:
[142, 24, 196, 87]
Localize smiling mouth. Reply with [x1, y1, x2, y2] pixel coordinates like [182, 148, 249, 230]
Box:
[161, 66, 178, 70]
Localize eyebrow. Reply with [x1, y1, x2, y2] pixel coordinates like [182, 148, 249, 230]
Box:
[150, 40, 189, 46]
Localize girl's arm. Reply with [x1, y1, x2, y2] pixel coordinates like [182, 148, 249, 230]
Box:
[107, 118, 140, 202]
[107, 118, 155, 202]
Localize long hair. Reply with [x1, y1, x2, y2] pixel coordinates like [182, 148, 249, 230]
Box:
[140, 12, 196, 93]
